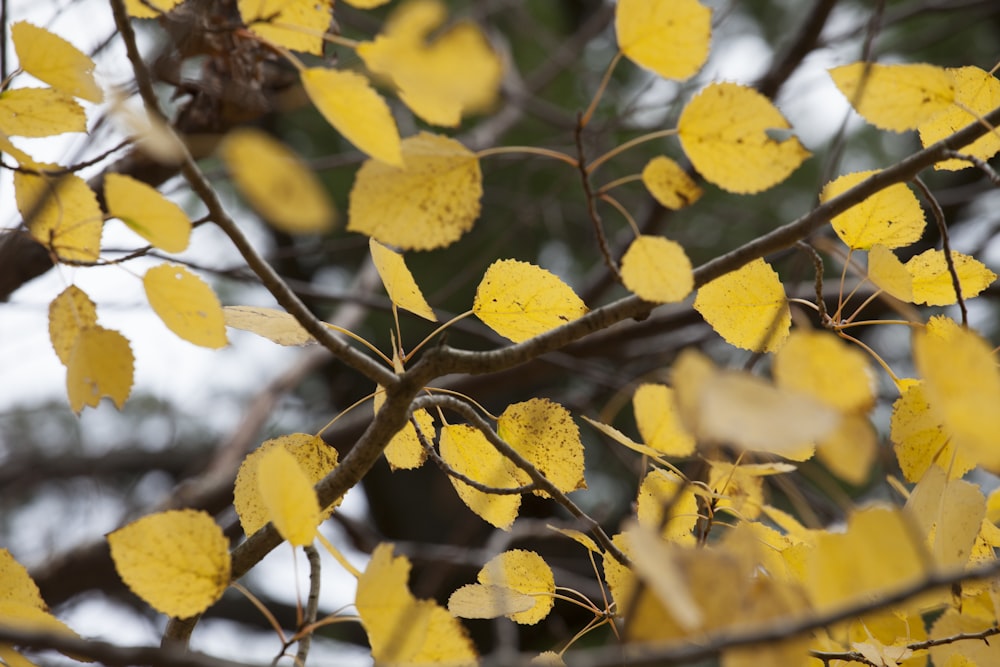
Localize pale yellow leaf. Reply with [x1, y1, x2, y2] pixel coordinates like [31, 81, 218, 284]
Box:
[624, 520, 702, 631]
[108, 509, 231, 618]
[49, 285, 98, 366]
[349, 132, 481, 250]
[906, 248, 996, 306]
[772, 329, 875, 413]
[868, 243, 914, 302]
[829, 62, 954, 132]
[219, 127, 335, 234]
[357, 0, 502, 127]
[374, 388, 434, 471]
[144, 264, 227, 348]
[620, 235, 693, 303]
[477, 550, 555, 625]
[0, 602, 76, 640]
[105, 173, 192, 252]
[913, 317, 1000, 472]
[497, 398, 586, 495]
[342, 0, 390, 7]
[547, 526, 600, 554]
[632, 383, 695, 457]
[581, 415, 667, 460]
[301, 67, 402, 166]
[11, 22, 102, 103]
[15, 171, 102, 262]
[238, 0, 332, 55]
[693, 258, 790, 352]
[223, 305, 315, 346]
[124, 0, 184, 18]
[234, 433, 339, 537]
[636, 468, 698, 543]
[891, 379, 975, 483]
[531, 651, 566, 667]
[641, 156, 703, 209]
[920, 67, 1000, 170]
[906, 465, 985, 568]
[66, 326, 134, 413]
[369, 238, 436, 321]
[821, 171, 925, 250]
[447, 583, 534, 619]
[708, 461, 796, 522]
[0, 550, 46, 609]
[678, 83, 809, 194]
[931, 609, 1000, 666]
[473, 259, 587, 343]
[256, 446, 320, 547]
[439, 424, 522, 530]
[0, 88, 85, 137]
[616, 0, 711, 81]
[815, 414, 877, 486]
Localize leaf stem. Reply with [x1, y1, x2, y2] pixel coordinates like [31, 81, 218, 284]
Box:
[597, 173, 643, 194]
[404, 310, 474, 363]
[316, 531, 362, 578]
[587, 128, 679, 175]
[599, 193, 640, 236]
[580, 51, 623, 128]
[476, 145, 579, 167]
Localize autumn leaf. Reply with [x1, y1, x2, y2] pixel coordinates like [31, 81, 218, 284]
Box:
[256, 446, 320, 546]
[906, 248, 996, 305]
[620, 235, 693, 303]
[815, 414, 877, 486]
[374, 388, 435, 471]
[829, 62, 954, 132]
[301, 67, 403, 166]
[104, 173, 192, 253]
[223, 306, 315, 346]
[820, 171, 925, 250]
[867, 244, 914, 302]
[49, 285, 98, 366]
[636, 468, 698, 543]
[11, 22, 103, 102]
[919, 66, 1000, 170]
[906, 465, 985, 568]
[497, 398, 587, 495]
[238, 0, 332, 55]
[678, 83, 810, 194]
[615, 0, 711, 82]
[439, 423, 523, 530]
[0, 88, 85, 137]
[641, 156, 703, 209]
[124, 0, 184, 18]
[15, 171, 103, 262]
[474, 550, 555, 625]
[772, 330, 875, 413]
[349, 132, 481, 250]
[891, 379, 975, 483]
[0, 549, 46, 609]
[357, 0, 503, 127]
[108, 509, 231, 618]
[473, 259, 587, 343]
[369, 238, 436, 321]
[447, 584, 534, 619]
[219, 127, 335, 234]
[144, 264, 228, 349]
[693, 258, 790, 352]
[632, 383, 695, 457]
[66, 326, 134, 413]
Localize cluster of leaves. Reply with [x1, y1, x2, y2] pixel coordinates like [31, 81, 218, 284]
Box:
[6, 0, 1000, 666]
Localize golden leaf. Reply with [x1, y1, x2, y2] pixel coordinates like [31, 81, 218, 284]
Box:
[238, 0, 332, 55]
[66, 326, 134, 413]
[369, 238, 436, 321]
[439, 424, 522, 530]
[447, 584, 534, 619]
[815, 414, 877, 486]
[620, 235, 693, 304]
[15, 171, 103, 262]
[636, 468, 698, 543]
[906, 248, 996, 306]
[48, 285, 98, 366]
[144, 264, 228, 349]
[920, 66, 1000, 170]
[497, 398, 587, 495]
[693, 258, 790, 352]
[104, 173, 192, 253]
[829, 62, 954, 132]
[0, 88, 85, 137]
[867, 244, 914, 302]
[476, 550, 555, 625]
[821, 171, 925, 250]
[124, 0, 184, 18]
[906, 465, 985, 568]
[223, 306, 315, 346]
[257, 446, 320, 546]
[0, 549, 46, 610]
[616, 0, 711, 81]
[349, 132, 481, 250]
[632, 383, 695, 457]
[374, 388, 435, 471]
[641, 156, 703, 209]
[11, 22, 102, 102]
[891, 380, 974, 483]
[772, 330, 875, 413]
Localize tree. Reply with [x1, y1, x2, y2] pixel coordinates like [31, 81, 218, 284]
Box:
[3, 0, 1000, 665]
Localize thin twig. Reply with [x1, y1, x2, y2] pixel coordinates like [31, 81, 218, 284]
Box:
[912, 176, 967, 325]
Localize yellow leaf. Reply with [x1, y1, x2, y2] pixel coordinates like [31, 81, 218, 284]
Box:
[920, 67, 1000, 170]
[803, 506, 924, 612]
[868, 243, 914, 302]
[708, 461, 796, 521]
[913, 317, 1000, 472]
[11, 22, 102, 103]
[772, 330, 875, 413]
[219, 127, 335, 234]
[497, 398, 587, 495]
[906, 465, 985, 568]
[678, 83, 810, 194]
[636, 468, 698, 543]
[641, 156, 703, 209]
[238, 0, 332, 55]
[0, 601, 77, 639]
[447, 584, 534, 619]
[531, 651, 566, 667]
[144, 264, 228, 348]
[820, 171, 925, 250]
[108, 509, 231, 618]
[356, 544, 476, 666]
[369, 238, 436, 321]
[66, 326, 134, 413]
[0, 549, 46, 609]
[348, 132, 481, 250]
[256, 446, 320, 546]
[439, 424, 522, 530]
[49, 285, 98, 366]
[930, 609, 1000, 666]
[124, 0, 184, 18]
[357, 0, 502, 127]
[620, 235, 693, 303]
[581, 415, 668, 460]
[301, 67, 402, 166]
[0, 88, 85, 137]
[624, 520, 703, 632]
[815, 414, 877, 486]
[15, 171, 103, 262]
[615, 0, 711, 81]
[234, 433, 339, 537]
[632, 383, 695, 457]
[104, 173, 192, 252]
[693, 258, 790, 352]
[476, 550, 555, 625]
[473, 259, 587, 343]
[906, 248, 996, 306]
[891, 380, 975, 483]
[374, 388, 434, 471]
[829, 62, 954, 132]
[342, 0, 390, 7]
[223, 306, 315, 346]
